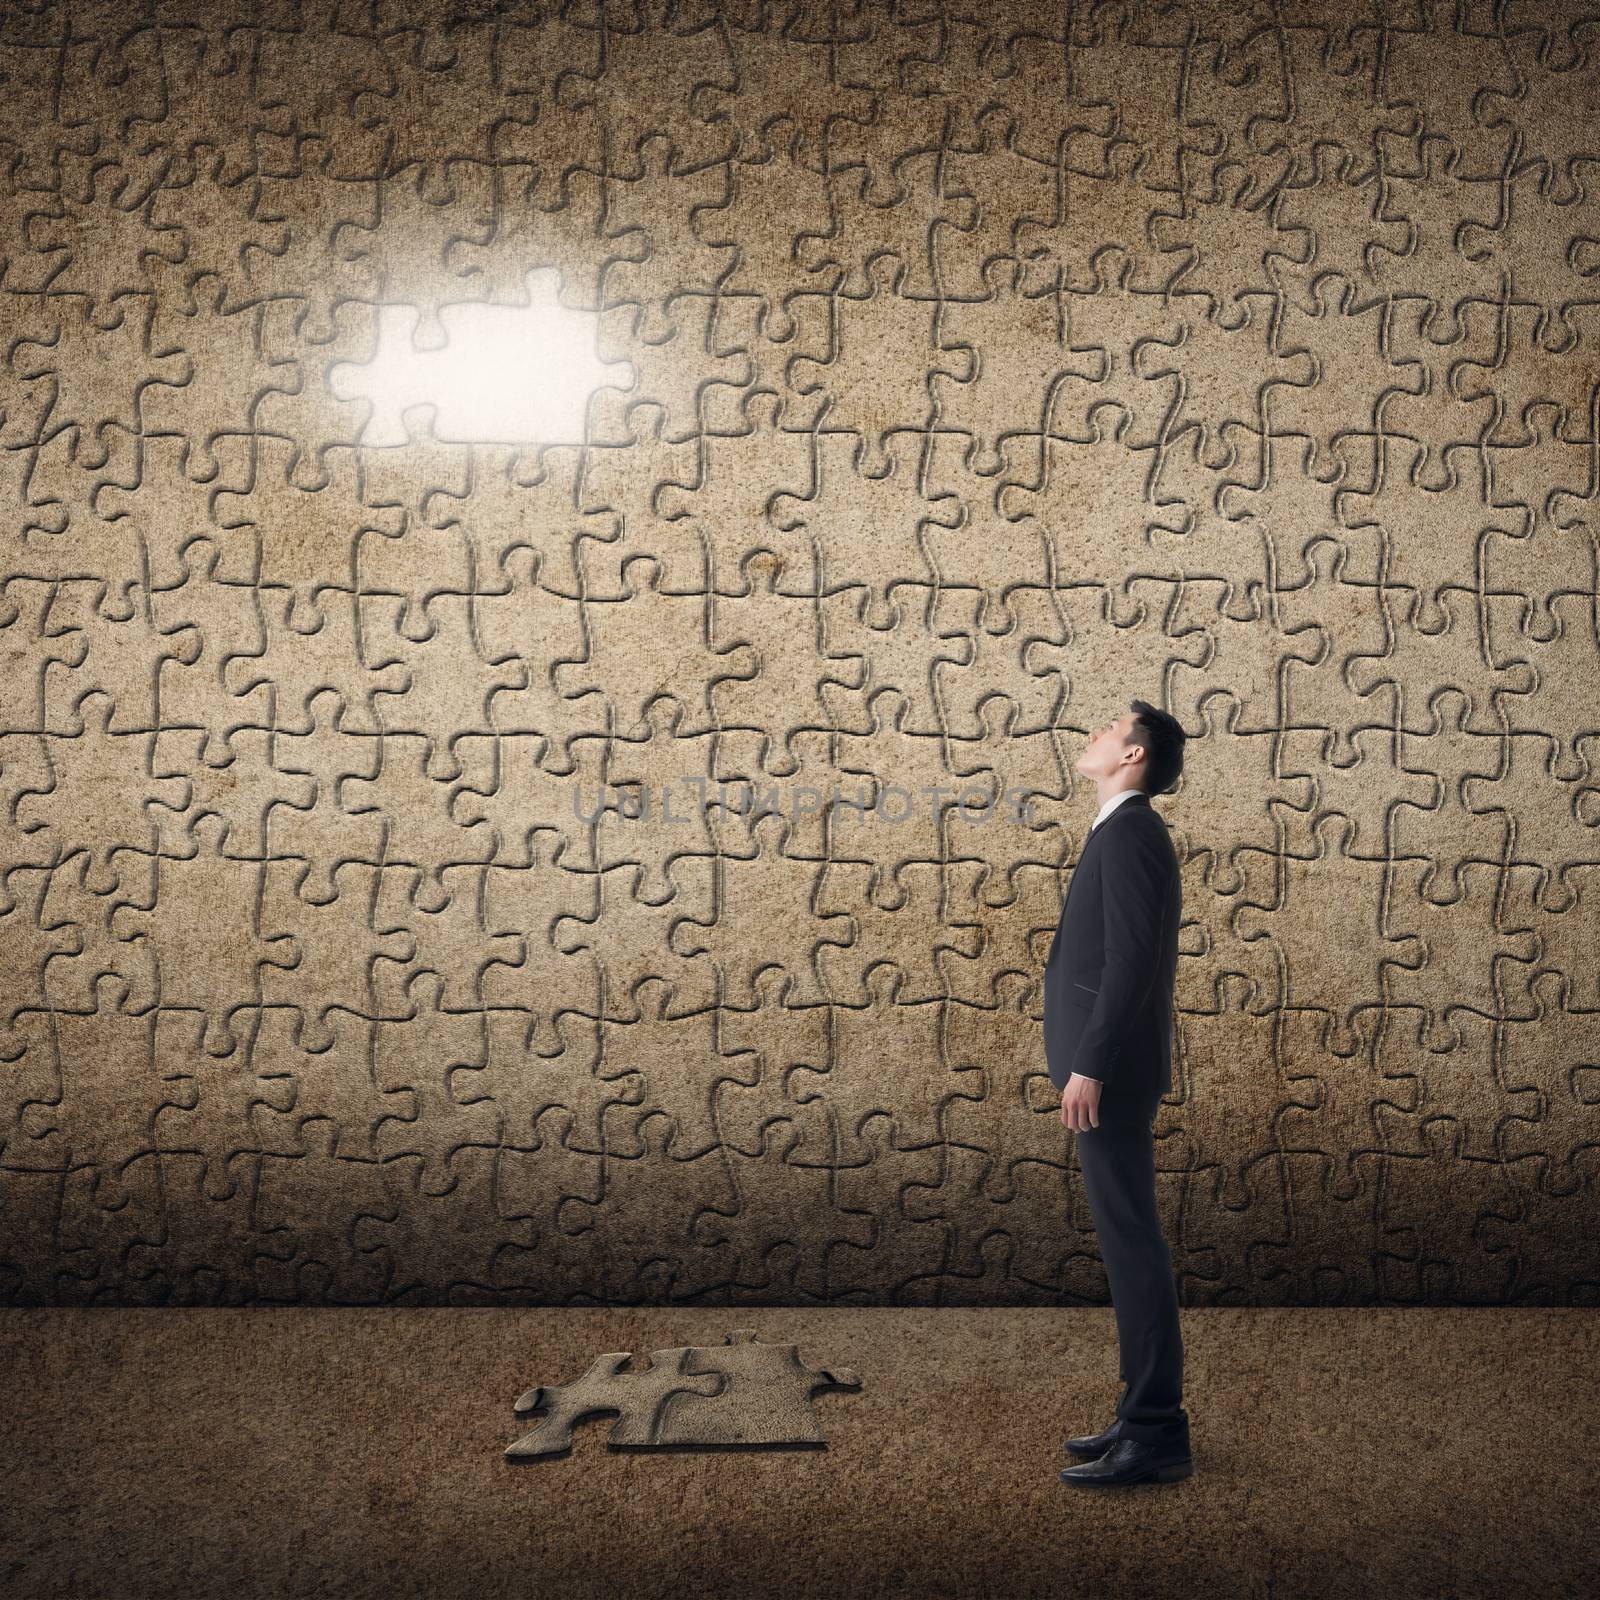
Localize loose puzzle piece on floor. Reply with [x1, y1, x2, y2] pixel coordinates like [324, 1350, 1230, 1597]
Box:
[505, 1329, 863, 1458]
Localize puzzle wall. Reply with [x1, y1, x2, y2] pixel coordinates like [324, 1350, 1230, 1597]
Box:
[2, 0, 1597, 1307]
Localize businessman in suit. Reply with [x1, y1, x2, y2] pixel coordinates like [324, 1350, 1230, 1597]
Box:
[1044, 699, 1191, 1487]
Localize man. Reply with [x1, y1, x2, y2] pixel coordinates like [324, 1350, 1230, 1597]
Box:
[1044, 699, 1191, 1487]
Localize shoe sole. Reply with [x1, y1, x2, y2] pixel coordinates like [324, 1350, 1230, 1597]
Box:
[1060, 1458, 1194, 1485]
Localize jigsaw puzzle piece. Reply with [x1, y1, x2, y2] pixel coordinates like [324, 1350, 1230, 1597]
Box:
[504, 1346, 720, 1458]
[654, 1328, 862, 1447]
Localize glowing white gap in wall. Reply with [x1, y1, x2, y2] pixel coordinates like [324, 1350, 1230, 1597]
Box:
[327, 267, 635, 446]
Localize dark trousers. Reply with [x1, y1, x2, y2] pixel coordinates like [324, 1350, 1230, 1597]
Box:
[1074, 1100, 1189, 1448]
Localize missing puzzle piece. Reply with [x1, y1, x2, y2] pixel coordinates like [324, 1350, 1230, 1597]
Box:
[327, 267, 635, 447]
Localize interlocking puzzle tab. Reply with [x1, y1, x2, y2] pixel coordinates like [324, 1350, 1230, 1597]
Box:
[327, 266, 635, 446]
[505, 1329, 863, 1458]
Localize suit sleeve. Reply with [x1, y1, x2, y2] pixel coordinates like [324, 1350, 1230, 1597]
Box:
[1069, 824, 1170, 1087]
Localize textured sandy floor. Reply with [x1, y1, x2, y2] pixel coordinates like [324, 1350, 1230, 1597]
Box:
[4, 1307, 1596, 1599]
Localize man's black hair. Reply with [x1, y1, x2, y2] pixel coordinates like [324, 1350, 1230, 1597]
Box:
[1126, 700, 1187, 796]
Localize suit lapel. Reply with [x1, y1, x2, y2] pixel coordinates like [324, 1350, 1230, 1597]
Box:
[1084, 791, 1151, 851]
[1064, 792, 1150, 913]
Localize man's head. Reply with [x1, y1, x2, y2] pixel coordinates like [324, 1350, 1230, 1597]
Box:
[1076, 700, 1187, 797]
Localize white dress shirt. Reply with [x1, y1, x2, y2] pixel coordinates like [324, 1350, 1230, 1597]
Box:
[1089, 787, 1141, 833]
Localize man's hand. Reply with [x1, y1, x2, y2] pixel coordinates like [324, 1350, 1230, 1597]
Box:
[1060, 1072, 1101, 1132]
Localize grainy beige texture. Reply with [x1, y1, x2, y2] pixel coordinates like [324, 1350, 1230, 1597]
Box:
[3, 1308, 1598, 1599]
[2, 0, 1598, 1307]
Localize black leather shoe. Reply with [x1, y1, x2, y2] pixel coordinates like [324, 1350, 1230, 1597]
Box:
[1059, 1437, 1193, 1486]
[1062, 1420, 1123, 1458]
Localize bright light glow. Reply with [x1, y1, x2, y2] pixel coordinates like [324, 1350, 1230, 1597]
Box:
[327, 267, 635, 446]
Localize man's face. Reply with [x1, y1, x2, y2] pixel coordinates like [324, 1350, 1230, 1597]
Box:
[1076, 713, 1141, 780]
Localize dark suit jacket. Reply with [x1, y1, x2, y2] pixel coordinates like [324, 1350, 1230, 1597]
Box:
[1043, 789, 1181, 1103]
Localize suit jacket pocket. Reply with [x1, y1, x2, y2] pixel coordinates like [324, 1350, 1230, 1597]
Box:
[1073, 981, 1099, 995]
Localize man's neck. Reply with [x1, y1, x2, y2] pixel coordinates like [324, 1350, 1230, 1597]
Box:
[1094, 784, 1142, 810]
